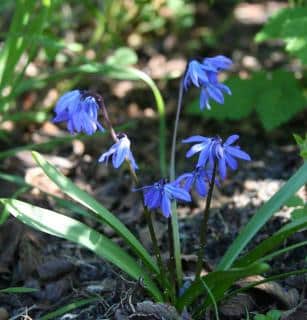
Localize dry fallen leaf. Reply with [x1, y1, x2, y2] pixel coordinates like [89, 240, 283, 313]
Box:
[237, 275, 299, 308]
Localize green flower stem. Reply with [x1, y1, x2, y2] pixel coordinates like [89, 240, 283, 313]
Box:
[169, 81, 184, 288]
[126, 67, 167, 176]
[167, 216, 177, 299]
[145, 209, 174, 303]
[195, 161, 217, 280]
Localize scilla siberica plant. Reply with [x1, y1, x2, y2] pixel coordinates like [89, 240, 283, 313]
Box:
[52, 55, 248, 306]
[4, 54, 307, 319]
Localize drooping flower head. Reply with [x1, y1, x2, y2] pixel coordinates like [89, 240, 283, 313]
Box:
[53, 90, 104, 135]
[175, 166, 218, 198]
[183, 55, 233, 110]
[98, 133, 138, 171]
[182, 134, 251, 180]
[138, 179, 191, 218]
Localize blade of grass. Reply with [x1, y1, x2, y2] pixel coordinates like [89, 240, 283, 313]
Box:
[200, 278, 220, 320]
[217, 162, 307, 271]
[2, 198, 162, 301]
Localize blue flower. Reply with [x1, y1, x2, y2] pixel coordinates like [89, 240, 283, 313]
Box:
[182, 134, 251, 180]
[139, 179, 191, 218]
[175, 166, 218, 197]
[183, 56, 232, 110]
[98, 133, 138, 171]
[53, 90, 104, 135]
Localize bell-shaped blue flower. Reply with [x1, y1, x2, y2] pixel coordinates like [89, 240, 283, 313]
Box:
[98, 133, 138, 171]
[175, 166, 218, 197]
[138, 179, 191, 218]
[183, 55, 232, 110]
[53, 90, 104, 135]
[182, 134, 251, 180]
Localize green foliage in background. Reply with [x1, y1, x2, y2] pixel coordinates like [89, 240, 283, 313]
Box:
[294, 133, 307, 160]
[254, 310, 281, 320]
[187, 70, 306, 130]
[255, 6, 307, 64]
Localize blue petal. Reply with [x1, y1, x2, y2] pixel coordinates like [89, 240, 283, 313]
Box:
[224, 135, 239, 146]
[146, 188, 162, 209]
[98, 146, 116, 163]
[197, 143, 212, 167]
[218, 156, 227, 180]
[182, 136, 209, 144]
[204, 55, 233, 71]
[175, 173, 193, 186]
[200, 88, 210, 110]
[218, 83, 232, 95]
[207, 85, 224, 104]
[165, 184, 191, 202]
[186, 142, 208, 158]
[226, 146, 251, 160]
[113, 143, 127, 168]
[224, 153, 238, 170]
[161, 194, 172, 218]
[195, 176, 207, 197]
[128, 150, 138, 170]
[55, 90, 80, 114]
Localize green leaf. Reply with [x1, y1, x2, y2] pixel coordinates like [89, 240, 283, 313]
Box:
[186, 71, 306, 130]
[2, 199, 162, 301]
[41, 297, 99, 320]
[291, 207, 307, 220]
[0, 287, 38, 293]
[217, 161, 307, 271]
[254, 310, 281, 320]
[285, 195, 304, 207]
[294, 133, 307, 160]
[234, 216, 307, 268]
[31, 151, 159, 275]
[106, 47, 138, 66]
[255, 7, 307, 64]
[255, 7, 307, 42]
[176, 262, 269, 311]
[254, 71, 305, 130]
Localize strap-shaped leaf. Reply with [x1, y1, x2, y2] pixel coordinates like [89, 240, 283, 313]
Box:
[1, 199, 162, 301]
[32, 151, 158, 274]
[217, 161, 307, 271]
[234, 216, 307, 268]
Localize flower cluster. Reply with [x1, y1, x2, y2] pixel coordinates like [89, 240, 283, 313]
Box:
[52, 54, 249, 219]
[183, 55, 232, 110]
[53, 90, 138, 172]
